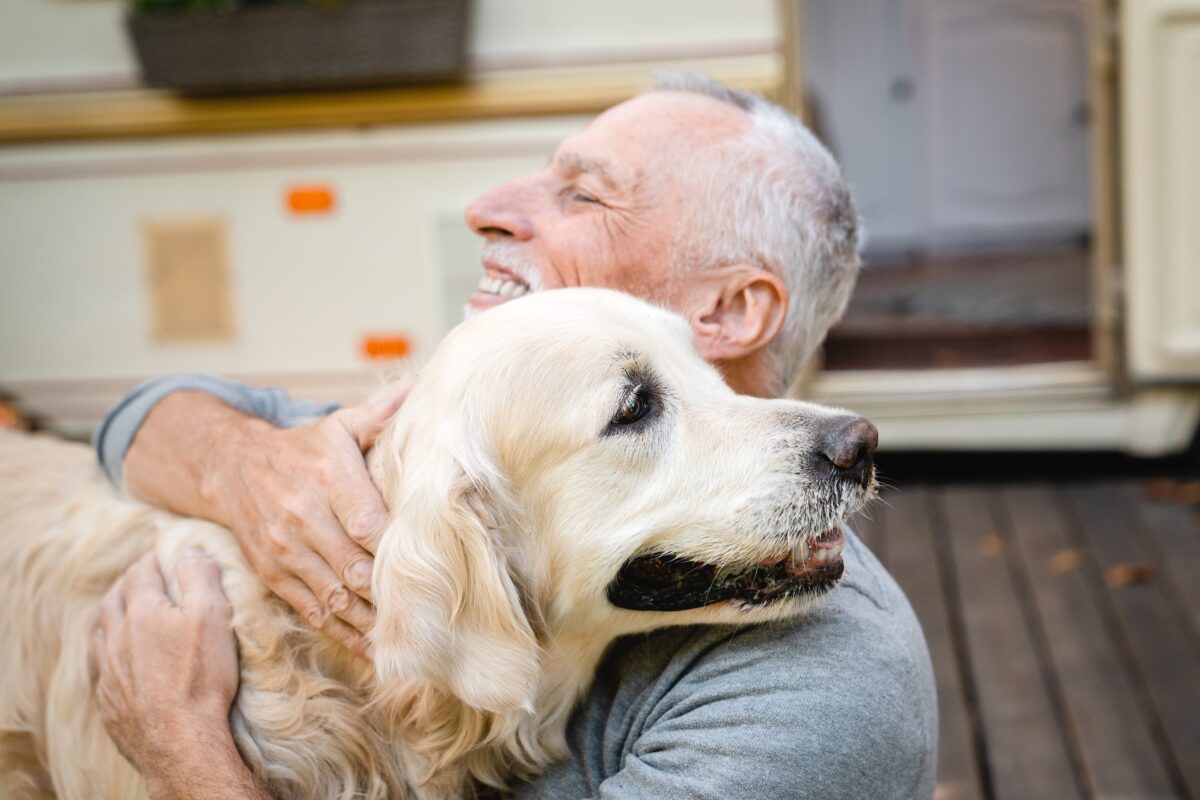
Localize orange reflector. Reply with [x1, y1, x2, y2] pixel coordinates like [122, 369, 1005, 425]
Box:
[287, 185, 335, 215]
[361, 334, 411, 361]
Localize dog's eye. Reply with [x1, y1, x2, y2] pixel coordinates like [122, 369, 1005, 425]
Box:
[612, 386, 650, 426]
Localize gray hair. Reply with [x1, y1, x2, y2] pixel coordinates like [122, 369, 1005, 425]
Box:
[650, 72, 860, 396]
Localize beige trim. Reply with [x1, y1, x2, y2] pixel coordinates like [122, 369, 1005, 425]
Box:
[777, 0, 806, 120]
[7, 369, 385, 425]
[1121, 0, 1200, 380]
[0, 135, 572, 182]
[1087, 0, 1124, 383]
[0, 56, 782, 145]
[813, 362, 1112, 408]
[812, 363, 1199, 455]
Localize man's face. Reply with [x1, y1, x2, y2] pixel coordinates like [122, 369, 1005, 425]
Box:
[464, 91, 748, 315]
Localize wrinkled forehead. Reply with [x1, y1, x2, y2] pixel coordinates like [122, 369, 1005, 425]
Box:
[553, 92, 750, 195]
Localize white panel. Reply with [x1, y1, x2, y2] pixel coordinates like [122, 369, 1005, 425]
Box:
[804, 0, 1091, 253]
[0, 0, 135, 91]
[0, 117, 586, 392]
[922, 0, 1090, 241]
[1123, 0, 1200, 379]
[803, 0, 924, 252]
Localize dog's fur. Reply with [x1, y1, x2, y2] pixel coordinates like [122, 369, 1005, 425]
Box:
[0, 289, 873, 799]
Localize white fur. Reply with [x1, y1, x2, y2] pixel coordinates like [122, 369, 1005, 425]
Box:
[0, 288, 871, 799]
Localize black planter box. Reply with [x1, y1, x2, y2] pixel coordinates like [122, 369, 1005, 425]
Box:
[127, 0, 470, 95]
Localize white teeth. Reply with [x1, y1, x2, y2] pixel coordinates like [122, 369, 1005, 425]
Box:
[788, 537, 844, 567]
[790, 541, 808, 564]
[476, 275, 529, 297]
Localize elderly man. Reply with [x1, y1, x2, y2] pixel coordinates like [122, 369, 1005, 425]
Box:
[92, 74, 937, 799]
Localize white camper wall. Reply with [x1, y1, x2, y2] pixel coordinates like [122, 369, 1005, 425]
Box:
[0, 116, 594, 420]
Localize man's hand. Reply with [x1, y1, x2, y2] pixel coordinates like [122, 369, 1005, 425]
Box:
[125, 387, 407, 658]
[92, 549, 271, 800]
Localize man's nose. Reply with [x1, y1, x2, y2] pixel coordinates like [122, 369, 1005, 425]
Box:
[465, 180, 535, 240]
[816, 416, 878, 487]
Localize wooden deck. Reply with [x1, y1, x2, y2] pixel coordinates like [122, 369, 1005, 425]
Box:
[852, 480, 1200, 800]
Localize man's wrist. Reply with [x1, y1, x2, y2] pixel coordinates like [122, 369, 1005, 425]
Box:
[144, 725, 270, 800]
[127, 392, 266, 526]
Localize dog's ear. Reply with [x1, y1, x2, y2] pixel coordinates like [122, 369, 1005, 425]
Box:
[370, 434, 538, 714]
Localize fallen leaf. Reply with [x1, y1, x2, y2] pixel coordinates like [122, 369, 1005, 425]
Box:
[1104, 562, 1157, 588]
[1143, 479, 1200, 505]
[1045, 548, 1083, 575]
[979, 534, 1004, 558]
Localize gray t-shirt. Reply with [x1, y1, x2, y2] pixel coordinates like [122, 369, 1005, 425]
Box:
[96, 376, 937, 799]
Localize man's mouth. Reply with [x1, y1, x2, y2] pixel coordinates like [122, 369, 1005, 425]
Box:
[476, 273, 532, 299]
[606, 526, 846, 612]
[466, 267, 536, 313]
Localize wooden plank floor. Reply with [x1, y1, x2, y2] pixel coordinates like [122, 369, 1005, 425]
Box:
[852, 480, 1200, 800]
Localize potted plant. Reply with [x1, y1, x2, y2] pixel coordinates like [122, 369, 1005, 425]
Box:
[126, 0, 470, 94]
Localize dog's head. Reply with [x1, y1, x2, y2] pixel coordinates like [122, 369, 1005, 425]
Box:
[368, 288, 876, 717]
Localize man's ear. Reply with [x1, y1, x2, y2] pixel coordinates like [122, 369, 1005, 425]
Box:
[688, 264, 788, 362]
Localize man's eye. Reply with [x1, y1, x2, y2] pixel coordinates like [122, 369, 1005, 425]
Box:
[571, 191, 600, 204]
[612, 387, 650, 425]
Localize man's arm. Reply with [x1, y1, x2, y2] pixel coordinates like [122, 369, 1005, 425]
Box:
[95, 374, 340, 488]
[96, 376, 407, 657]
[92, 550, 273, 800]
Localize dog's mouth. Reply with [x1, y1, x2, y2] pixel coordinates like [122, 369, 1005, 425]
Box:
[606, 526, 846, 612]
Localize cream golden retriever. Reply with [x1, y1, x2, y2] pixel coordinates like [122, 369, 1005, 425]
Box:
[0, 288, 876, 800]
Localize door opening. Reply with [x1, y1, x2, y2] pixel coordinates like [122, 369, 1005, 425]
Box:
[801, 0, 1101, 372]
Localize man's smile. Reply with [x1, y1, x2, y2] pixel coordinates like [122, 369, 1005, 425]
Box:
[467, 270, 533, 312]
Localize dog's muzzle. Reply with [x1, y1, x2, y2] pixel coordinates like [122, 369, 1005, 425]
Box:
[606, 526, 846, 612]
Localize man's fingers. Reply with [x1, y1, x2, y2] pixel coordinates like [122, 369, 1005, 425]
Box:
[303, 508, 377, 598]
[293, 553, 376, 636]
[329, 484, 389, 565]
[119, 552, 169, 607]
[275, 576, 371, 659]
[339, 383, 410, 451]
[318, 614, 372, 662]
[175, 548, 233, 621]
[273, 577, 328, 629]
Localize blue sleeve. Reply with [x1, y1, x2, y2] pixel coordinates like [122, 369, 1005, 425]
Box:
[93, 374, 341, 488]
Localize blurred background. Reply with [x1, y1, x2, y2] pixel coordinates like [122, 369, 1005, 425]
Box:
[0, 1, 1197, 798]
[1, 0, 1197, 461]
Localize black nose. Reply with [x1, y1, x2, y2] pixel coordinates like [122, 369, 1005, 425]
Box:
[818, 416, 878, 487]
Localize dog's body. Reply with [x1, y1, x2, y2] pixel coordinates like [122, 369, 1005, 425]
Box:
[0, 289, 875, 799]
